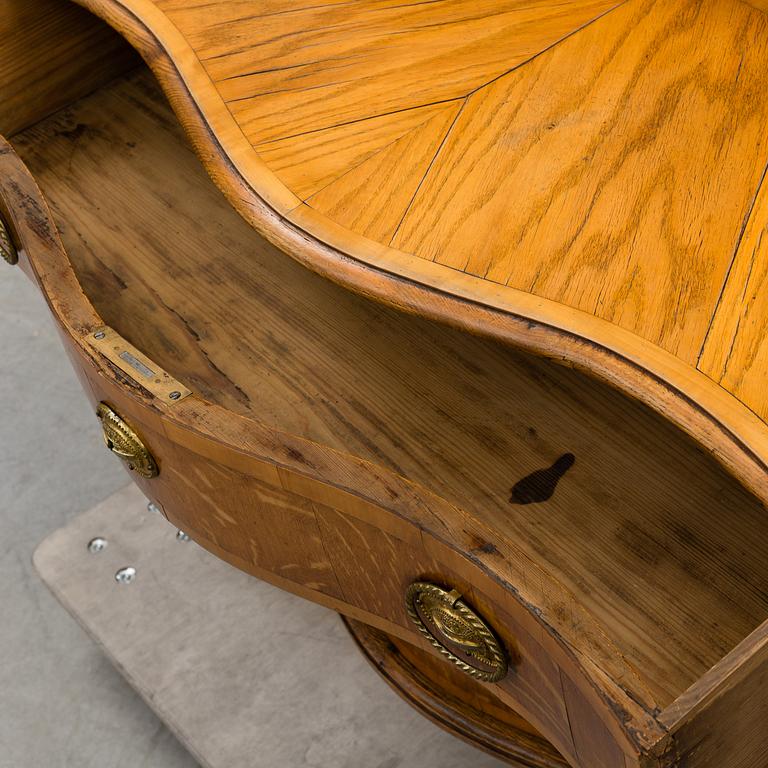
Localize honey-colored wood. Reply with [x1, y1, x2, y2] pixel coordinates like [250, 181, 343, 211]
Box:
[7, 0, 768, 762]
[256, 103, 461, 201]
[394, 0, 768, 363]
[63, 0, 768, 517]
[699, 176, 768, 422]
[344, 618, 569, 768]
[306, 103, 462, 244]
[180, 0, 621, 143]
[13, 71, 768, 713]
[0, 0, 136, 136]
[5, 64, 768, 765]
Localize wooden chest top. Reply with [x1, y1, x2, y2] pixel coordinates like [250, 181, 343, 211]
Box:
[69, 0, 768, 500]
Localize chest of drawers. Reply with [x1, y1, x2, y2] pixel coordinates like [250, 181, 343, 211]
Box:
[3, 2, 768, 766]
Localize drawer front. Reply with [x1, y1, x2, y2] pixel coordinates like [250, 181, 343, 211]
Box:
[64, 348, 637, 768]
[0, 132, 653, 767]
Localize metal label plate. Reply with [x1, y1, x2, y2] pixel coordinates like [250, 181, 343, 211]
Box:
[85, 326, 192, 404]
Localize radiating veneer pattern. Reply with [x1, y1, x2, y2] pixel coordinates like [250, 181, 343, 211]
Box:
[64, 0, 768, 505]
[394, 0, 768, 363]
[7, 1, 768, 765]
[176, 0, 621, 142]
[699, 179, 768, 422]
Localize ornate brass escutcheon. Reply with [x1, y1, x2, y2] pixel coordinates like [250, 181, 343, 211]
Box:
[0, 215, 18, 265]
[96, 402, 158, 478]
[405, 581, 508, 682]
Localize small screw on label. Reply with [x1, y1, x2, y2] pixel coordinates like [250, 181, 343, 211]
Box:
[147, 501, 161, 515]
[87, 537, 108, 554]
[93, 330, 106, 340]
[169, 391, 181, 400]
[176, 530, 190, 542]
[115, 566, 137, 585]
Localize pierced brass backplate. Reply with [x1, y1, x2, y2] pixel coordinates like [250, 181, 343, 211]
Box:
[0, 215, 18, 265]
[405, 582, 508, 683]
[96, 403, 158, 478]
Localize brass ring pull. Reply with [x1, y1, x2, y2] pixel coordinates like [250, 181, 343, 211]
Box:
[0, 215, 18, 265]
[405, 581, 508, 682]
[96, 402, 158, 478]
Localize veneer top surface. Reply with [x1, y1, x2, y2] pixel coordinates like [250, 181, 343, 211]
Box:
[67, 0, 768, 454]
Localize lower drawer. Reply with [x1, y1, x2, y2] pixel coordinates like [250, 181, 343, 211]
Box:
[71, 369, 615, 768]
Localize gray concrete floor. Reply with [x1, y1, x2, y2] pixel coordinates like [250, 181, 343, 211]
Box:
[0, 266, 196, 767]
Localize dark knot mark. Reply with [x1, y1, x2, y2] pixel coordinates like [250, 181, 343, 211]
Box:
[509, 453, 575, 505]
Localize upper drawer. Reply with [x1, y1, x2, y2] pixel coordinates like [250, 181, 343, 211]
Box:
[4, 62, 768, 768]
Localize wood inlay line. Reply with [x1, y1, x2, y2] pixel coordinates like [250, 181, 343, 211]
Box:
[254, 95, 464, 148]
[63, 0, 768, 547]
[465, 0, 628, 97]
[304, 104, 459, 202]
[696, 158, 768, 367]
[388, 97, 468, 247]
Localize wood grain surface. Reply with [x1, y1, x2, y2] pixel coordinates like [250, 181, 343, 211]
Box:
[394, 0, 768, 364]
[7, 1, 768, 764]
[64, 0, 768, 515]
[0, 0, 136, 136]
[185, 0, 620, 143]
[12, 71, 768, 715]
[0, 123, 658, 768]
[658, 621, 768, 768]
[699, 174, 768, 422]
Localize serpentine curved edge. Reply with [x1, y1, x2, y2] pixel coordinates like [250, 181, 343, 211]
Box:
[71, 0, 768, 509]
[0, 133, 666, 762]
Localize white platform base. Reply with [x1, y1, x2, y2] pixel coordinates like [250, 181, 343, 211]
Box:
[33, 484, 504, 768]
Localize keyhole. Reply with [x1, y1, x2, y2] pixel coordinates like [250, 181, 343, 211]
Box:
[509, 453, 575, 505]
